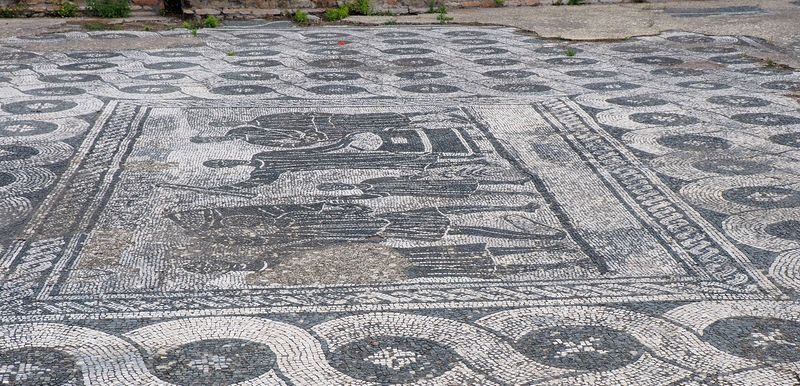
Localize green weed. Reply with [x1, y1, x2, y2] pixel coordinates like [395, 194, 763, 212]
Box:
[0, 7, 19, 17]
[56, 1, 79, 17]
[293, 9, 309, 24]
[353, 0, 370, 15]
[436, 6, 452, 23]
[203, 15, 219, 28]
[86, 0, 130, 18]
[324, 5, 349, 21]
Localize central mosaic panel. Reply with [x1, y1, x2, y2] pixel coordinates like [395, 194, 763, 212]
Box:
[11, 98, 777, 315]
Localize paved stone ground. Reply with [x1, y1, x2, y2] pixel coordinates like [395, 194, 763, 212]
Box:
[1, 22, 800, 385]
[349, 0, 800, 67]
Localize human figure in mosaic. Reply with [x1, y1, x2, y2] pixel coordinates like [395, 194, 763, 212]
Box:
[399, 242, 593, 278]
[191, 112, 417, 148]
[166, 201, 563, 246]
[202, 128, 483, 189]
[316, 175, 531, 199]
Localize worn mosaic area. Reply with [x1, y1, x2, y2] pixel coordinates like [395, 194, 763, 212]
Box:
[1, 25, 800, 385]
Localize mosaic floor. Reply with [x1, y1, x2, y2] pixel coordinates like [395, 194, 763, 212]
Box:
[1, 24, 800, 385]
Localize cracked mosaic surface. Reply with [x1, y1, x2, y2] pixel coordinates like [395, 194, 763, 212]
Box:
[1, 24, 800, 385]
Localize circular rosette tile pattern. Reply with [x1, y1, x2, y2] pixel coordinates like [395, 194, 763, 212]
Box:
[0, 97, 102, 120]
[573, 94, 668, 110]
[707, 95, 773, 108]
[306, 72, 361, 81]
[665, 301, 800, 377]
[327, 336, 459, 383]
[57, 61, 118, 72]
[39, 73, 103, 83]
[621, 129, 729, 156]
[149, 339, 277, 385]
[460, 47, 508, 55]
[761, 80, 800, 92]
[0, 323, 161, 384]
[680, 176, 800, 215]
[514, 325, 644, 371]
[0, 347, 84, 385]
[125, 316, 355, 385]
[647, 150, 786, 181]
[376, 31, 419, 38]
[650, 67, 706, 77]
[769, 132, 800, 149]
[23, 86, 86, 97]
[492, 83, 551, 93]
[313, 312, 548, 385]
[611, 44, 659, 54]
[630, 56, 684, 66]
[564, 69, 619, 79]
[476, 306, 752, 384]
[0, 167, 56, 196]
[730, 112, 800, 126]
[385, 38, 428, 45]
[704, 317, 800, 363]
[0, 118, 88, 143]
[595, 108, 713, 131]
[770, 249, 800, 291]
[0, 196, 32, 231]
[400, 84, 460, 94]
[0, 141, 73, 168]
[723, 208, 800, 252]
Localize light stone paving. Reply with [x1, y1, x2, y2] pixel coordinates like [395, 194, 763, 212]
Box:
[0, 24, 799, 385]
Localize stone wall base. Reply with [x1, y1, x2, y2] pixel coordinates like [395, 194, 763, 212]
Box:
[1, 0, 686, 19]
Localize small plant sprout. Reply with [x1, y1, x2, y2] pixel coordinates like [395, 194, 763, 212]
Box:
[354, 0, 370, 15]
[226, 51, 235, 56]
[565, 48, 577, 57]
[203, 15, 220, 28]
[436, 6, 452, 24]
[57, 1, 79, 17]
[293, 9, 310, 25]
[494, 0, 505, 7]
[86, 0, 130, 18]
[324, 5, 349, 21]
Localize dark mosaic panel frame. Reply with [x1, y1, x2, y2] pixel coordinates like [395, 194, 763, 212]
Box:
[0, 98, 781, 321]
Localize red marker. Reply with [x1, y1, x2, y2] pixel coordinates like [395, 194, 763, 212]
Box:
[338, 40, 346, 46]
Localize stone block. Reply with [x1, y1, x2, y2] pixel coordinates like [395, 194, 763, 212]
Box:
[133, 0, 161, 7]
[250, 7, 278, 15]
[259, 8, 284, 15]
[194, 7, 221, 14]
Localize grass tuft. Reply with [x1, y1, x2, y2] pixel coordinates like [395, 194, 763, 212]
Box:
[86, 0, 130, 18]
[203, 15, 219, 28]
[293, 9, 309, 25]
[56, 1, 79, 17]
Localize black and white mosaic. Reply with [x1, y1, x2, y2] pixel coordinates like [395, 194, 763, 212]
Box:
[1, 25, 799, 385]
